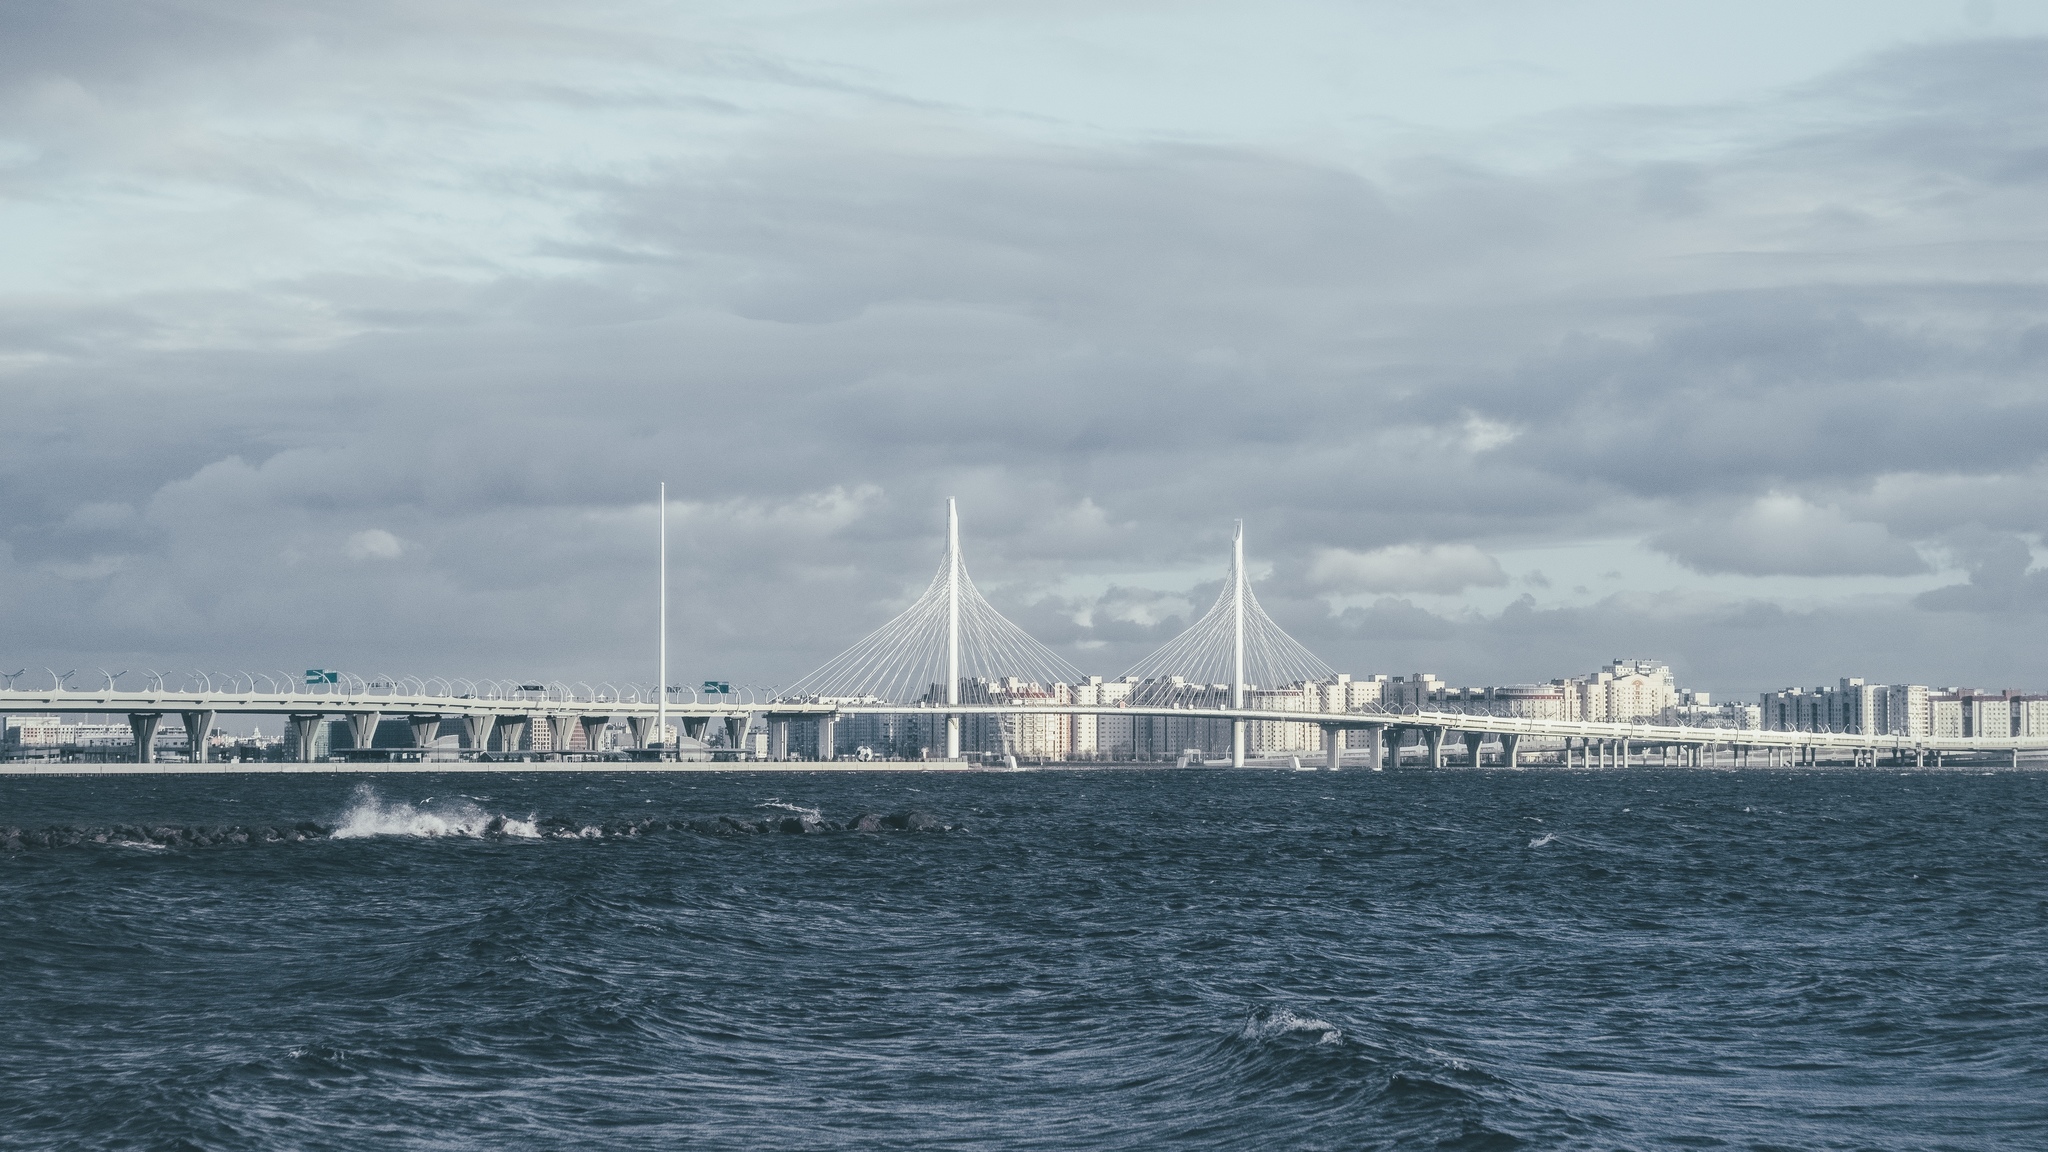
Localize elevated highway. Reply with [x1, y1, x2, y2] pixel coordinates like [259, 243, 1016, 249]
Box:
[5, 688, 2025, 768]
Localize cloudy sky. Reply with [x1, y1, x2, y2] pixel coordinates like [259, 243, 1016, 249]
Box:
[5, 0, 2048, 701]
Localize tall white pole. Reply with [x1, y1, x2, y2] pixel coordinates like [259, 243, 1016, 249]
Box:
[658, 481, 668, 761]
[946, 498, 961, 760]
[1231, 519, 1246, 768]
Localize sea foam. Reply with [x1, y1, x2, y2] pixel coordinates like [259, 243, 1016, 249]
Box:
[330, 786, 539, 840]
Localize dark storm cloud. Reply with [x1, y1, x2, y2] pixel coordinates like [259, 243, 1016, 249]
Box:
[3, 9, 2047, 695]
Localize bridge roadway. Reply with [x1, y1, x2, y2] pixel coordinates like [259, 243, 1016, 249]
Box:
[5, 689, 2041, 768]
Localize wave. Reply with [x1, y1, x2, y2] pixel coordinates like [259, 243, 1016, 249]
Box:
[0, 788, 955, 851]
[1239, 1006, 1343, 1045]
[331, 785, 541, 840]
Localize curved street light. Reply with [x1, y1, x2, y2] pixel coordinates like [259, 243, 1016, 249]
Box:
[98, 668, 125, 691]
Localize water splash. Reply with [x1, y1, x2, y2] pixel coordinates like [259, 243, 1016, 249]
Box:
[1241, 1006, 1343, 1045]
[330, 785, 539, 840]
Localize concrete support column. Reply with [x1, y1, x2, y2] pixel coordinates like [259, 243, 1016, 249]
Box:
[946, 715, 961, 761]
[769, 717, 789, 761]
[2012, 748, 2020, 769]
[179, 710, 215, 764]
[818, 716, 836, 762]
[462, 714, 498, 756]
[723, 715, 749, 756]
[581, 715, 612, 755]
[1462, 731, 1484, 767]
[346, 711, 382, 754]
[410, 714, 444, 751]
[1323, 725, 1342, 771]
[1621, 739, 1631, 767]
[288, 714, 324, 763]
[1369, 725, 1384, 771]
[1503, 733, 1521, 769]
[1231, 719, 1246, 769]
[496, 716, 528, 754]
[626, 715, 654, 750]
[1424, 727, 1445, 769]
[545, 714, 575, 758]
[1915, 746, 1925, 768]
[128, 713, 162, 764]
[682, 716, 710, 741]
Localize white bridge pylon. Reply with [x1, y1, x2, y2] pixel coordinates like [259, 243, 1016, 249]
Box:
[1120, 520, 1335, 766]
[778, 499, 1084, 756]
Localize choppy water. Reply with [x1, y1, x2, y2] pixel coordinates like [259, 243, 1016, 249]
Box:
[3, 768, 2045, 1150]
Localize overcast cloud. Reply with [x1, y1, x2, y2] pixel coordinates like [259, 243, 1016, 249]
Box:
[4, 1, 2048, 704]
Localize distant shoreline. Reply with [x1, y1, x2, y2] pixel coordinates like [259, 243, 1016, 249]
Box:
[1, 759, 2039, 777]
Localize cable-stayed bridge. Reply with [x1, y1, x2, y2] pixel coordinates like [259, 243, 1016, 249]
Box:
[4, 501, 2044, 769]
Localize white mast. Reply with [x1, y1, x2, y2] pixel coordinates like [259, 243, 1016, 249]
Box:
[946, 497, 961, 760]
[657, 481, 668, 761]
[1231, 520, 1246, 768]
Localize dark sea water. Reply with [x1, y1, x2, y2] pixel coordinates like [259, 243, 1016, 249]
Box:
[3, 767, 2045, 1151]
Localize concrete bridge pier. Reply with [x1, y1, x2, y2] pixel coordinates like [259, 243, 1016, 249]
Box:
[580, 715, 612, 756]
[346, 712, 381, 754]
[1368, 725, 1384, 771]
[1423, 727, 1446, 769]
[545, 714, 576, 758]
[682, 716, 710, 742]
[288, 714, 325, 762]
[767, 717, 789, 761]
[724, 715, 749, 756]
[818, 715, 836, 762]
[496, 716, 529, 754]
[128, 713, 162, 764]
[1322, 725, 1342, 771]
[1462, 731, 1484, 767]
[1502, 733, 1522, 768]
[625, 715, 653, 751]
[410, 714, 444, 752]
[462, 714, 498, 756]
[179, 710, 215, 763]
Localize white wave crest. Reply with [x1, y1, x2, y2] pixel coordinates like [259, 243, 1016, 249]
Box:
[1241, 1008, 1342, 1045]
[756, 799, 823, 822]
[331, 785, 539, 840]
[1529, 832, 1557, 848]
